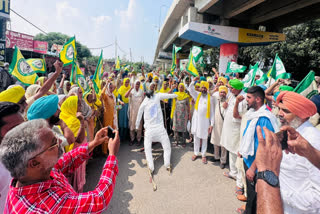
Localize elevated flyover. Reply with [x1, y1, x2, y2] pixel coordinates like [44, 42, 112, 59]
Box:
[154, 0, 320, 74]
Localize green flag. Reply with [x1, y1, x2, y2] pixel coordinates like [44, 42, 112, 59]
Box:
[243, 63, 259, 89]
[186, 48, 199, 77]
[293, 71, 318, 99]
[59, 36, 77, 66]
[269, 54, 291, 80]
[93, 50, 103, 93]
[191, 46, 203, 62]
[255, 67, 269, 85]
[170, 44, 182, 75]
[226, 62, 247, 74]
[26, 58, 46, 74]
[71, 62, 89, 93]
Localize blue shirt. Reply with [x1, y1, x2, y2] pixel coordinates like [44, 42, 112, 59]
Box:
[243, 116, 275, 168]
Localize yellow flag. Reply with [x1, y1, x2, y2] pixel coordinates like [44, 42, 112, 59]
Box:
[186, 53, 199, 77]
[115, 56, 120, 70]
[9, 46, 38, 86]
[71, 62, 89, 93]
[93, 50, 103, 93]
[59, 36, 77, 66]
[26, 58, 46, 73]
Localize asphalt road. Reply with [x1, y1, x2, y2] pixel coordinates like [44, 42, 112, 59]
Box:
[84, 141, 244, 214]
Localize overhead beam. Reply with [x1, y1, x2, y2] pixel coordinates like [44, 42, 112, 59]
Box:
[196, 0, 219, 13]
[224, 0, 266, 19]
[250, 0, 320, 24]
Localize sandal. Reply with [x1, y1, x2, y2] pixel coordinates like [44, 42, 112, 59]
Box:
[191, 155, 197, 161]
[202, 157, 207, 164]
[235, 186, 244, 195]
[236, 205, 246, 214]
[223, 171, 236, 180]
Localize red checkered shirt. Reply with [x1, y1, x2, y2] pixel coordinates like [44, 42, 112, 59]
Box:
[4, 143, 118, 214]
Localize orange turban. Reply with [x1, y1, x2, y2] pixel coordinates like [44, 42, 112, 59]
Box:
[276, 91, 317, 119]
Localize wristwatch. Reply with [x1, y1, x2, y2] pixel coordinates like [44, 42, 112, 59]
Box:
[256, 170, 280, 187]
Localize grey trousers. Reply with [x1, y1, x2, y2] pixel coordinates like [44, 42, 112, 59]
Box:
[214, 145, 227, 164]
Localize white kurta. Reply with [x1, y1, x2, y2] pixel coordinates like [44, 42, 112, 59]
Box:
[210, 92, 226, 146]
[220, 90, 247, 154]
[136, 93, 177, 171]
[0, 162, 11, 213]
[280, 121, 320, 214]
[189, 81, 214, 139]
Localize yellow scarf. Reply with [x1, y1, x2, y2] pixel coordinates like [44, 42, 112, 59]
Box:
[59, 96, 80, 152]
[159, 81, 170, 102]
[117, 78, 131, 103]
[170, 83, 190, 118]
[195, 92, 210, 119]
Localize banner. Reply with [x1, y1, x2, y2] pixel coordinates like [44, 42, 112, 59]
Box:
[6, 30, 34, 51]
[33, 41, 48, 54]
[9, 46, 38, 86]
[0, 0, 10, 19]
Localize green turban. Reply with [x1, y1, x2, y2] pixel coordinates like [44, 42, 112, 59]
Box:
[279, 85, 294, 92]
[229, 79, 244, 90]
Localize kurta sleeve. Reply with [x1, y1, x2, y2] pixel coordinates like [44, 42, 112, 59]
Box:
[158, 93, 177, 100]
[188, 81, 199, 100]
[135, 98, 147, 129]
[210, 96, 215, 126]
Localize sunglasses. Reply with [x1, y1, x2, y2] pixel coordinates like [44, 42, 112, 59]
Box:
[30, 137, 60, 160]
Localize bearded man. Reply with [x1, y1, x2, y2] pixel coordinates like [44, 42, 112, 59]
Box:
[276, 91, 320, 214]
[210, 86, 228, 168]
[188, 76, 214, 164]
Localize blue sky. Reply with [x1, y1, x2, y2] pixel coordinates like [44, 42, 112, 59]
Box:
[10, 0, 172, 64]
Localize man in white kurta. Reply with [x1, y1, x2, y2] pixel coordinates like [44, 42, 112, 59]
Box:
[276, 91, 320, 214]
[188, 78, 214, 164]
[135, 91, 177, 172]
[220, 79, 247, 179]
[210, 86, 228, 168]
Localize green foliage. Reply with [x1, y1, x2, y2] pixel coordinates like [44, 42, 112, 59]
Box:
[34, 32, 92, 65]
[201, 48, 220, 75]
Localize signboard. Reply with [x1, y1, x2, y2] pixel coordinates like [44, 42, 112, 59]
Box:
[238, 28, 286, 43]
[33, 40, 48, 54]
[6, 30, 34, 51]
[0, 0, 10, 19]
[51, 43, 63, 54]
[0, 39, 5, 66]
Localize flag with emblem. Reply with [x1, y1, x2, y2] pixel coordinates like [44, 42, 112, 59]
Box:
[93, 50, 103, 93]
[71, 62, 89, 93]
[186, 48, 200, 77]
[243, 63, 259, 89]
[170, 44, 182, 75]
[269, 54, 291, 80]
[255, 67, 269, 85]
[191, 46, 203, 63]
[59, 36, 77, 66]
[9, 46, 38, 86]
[293, 71, 318, 99]
[226, 61, 247, 73]
[26, 58, 46, 74]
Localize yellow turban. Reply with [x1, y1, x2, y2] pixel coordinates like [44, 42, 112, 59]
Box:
[139, 76, 145, 81]
[218, 77, 227, 85]
[0, 86, 25, 103]
[147, 73, 153, 78]
[153, 76, 159, 81]
[200, 81, 209, 90]
[219, 86, 228, 94]
[207, 77, 213, 83]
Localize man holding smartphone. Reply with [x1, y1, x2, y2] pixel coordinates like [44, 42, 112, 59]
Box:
[275, 91, 320, 214]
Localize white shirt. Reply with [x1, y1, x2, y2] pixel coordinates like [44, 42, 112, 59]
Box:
[280, 121, 320, 214]
[0, 162, 11, 213]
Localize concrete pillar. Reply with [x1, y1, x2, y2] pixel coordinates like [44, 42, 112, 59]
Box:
[188, 7, 197, 22]
[218, 43, 238, 75]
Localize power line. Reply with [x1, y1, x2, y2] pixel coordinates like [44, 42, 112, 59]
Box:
[117, 44, 127, 54]
[10, 8, 48, 35]
[88, 43, 114, 50]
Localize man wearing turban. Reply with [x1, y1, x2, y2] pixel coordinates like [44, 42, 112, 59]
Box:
[0, 85, 27, 114]
[276, 91, 320, 214]
[220, 79, 247, 184]
[188, 77, 214, 164]
[210, 86, 228, 168]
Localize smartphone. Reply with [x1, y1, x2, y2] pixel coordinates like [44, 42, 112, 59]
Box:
[275, 131, 288, 150]
[107, 126, 115, 139]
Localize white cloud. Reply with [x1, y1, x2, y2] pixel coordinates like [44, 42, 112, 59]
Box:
[115, 0, 138, 30]
[91, 15, 112, 26]
[56, 1, 79, 20]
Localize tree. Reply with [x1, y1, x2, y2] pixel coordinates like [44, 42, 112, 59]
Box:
[34, 32, 92, 67]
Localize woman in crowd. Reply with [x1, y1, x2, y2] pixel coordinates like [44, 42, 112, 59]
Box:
[59, 95, 86, 192]
[117, 78, 131, 139]
[101, 81, 118, 155]
[171, 83, 190, 147]
[125, 80, 144, 146]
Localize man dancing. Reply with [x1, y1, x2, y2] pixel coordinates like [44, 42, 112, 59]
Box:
[136, 88, 177, 176]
